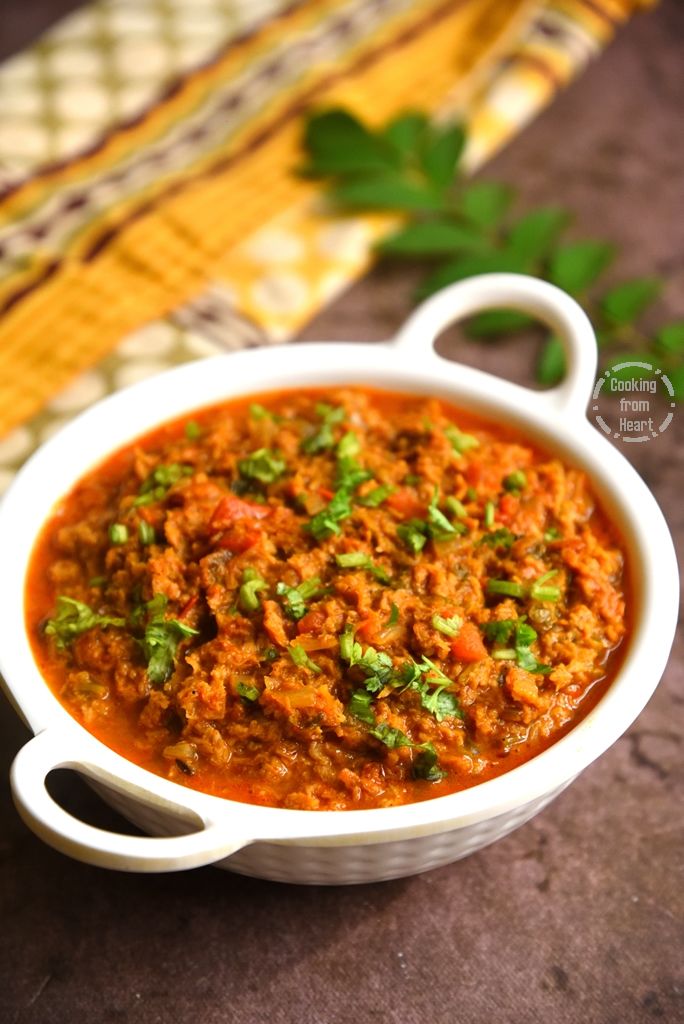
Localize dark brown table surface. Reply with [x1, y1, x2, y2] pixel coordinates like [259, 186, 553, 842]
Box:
[1, 3, 683, 1023]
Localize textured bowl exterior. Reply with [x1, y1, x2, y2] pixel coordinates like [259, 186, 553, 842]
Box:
[89, 775, 571, 884]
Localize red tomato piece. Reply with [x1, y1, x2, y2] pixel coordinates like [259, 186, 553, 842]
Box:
[451, 622, 488, 663]
[210, 494, 270, 529]
[385, 488, 425, 520]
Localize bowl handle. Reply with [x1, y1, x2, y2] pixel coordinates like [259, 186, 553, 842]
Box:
[392, 273, 598, 416]
[11, 729, 253, 872]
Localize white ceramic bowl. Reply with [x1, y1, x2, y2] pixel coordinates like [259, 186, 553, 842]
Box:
[0, 274, 678, 884]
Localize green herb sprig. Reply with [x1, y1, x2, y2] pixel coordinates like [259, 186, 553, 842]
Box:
[300, 108, 684, 398]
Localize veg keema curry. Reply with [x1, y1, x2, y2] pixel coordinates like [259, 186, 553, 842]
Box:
[26, 388, 627, 810]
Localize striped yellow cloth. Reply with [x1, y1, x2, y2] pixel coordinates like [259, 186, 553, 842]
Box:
[0, 0, 652, 485]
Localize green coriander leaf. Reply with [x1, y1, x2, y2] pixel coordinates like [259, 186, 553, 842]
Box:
[382, 110, 429, 155]
[413, 742, 447, 782]
[549, 240, 615, 294]
[45, 596, 126, 650]
[306, 489, 354, 540]
[143, 599, 199, 686]
[134, 463, 193, 506]
[301, 108, 400, 177]
[506, 207, 570, 264]
[301, 403, 345, 454]
[336, 431, 361, 459]
[537, 335, 566, 387]
[348, 689, 376, 724]
[236, 681, 260, 702]
[420, 122, 466, 190]
[601, 278, 662, 326]
[109, 523, 128, 545]
[397, 520, 427, 554]
[503, 470, 527, 492]
[331, 174, 445, 213]
[465, 309, 536, 337]
[432, 613, 462, 637]
[445, 495, 467, 519]
[655, 322, 684, 355]
[335, 456, 373, 492]
[184, 420, 202, 440]
[335, 552, 390, 583]
[427, 489, 457, 540]
[483, 619, 517, 645]
[238, 448, 286, 485]
[377, 220, 487, 258]
[288, 643, 322, 674]
[486, 579, 526, 599]
[530, 570, 561, 602]
[459, 180, 513, 228]
[422, 688, 462, 722]
[356, 484, 394, 507]
[479, 527, 516, 550]
[387, 602, 400, 627]
[444, 424, 479, 453]
[666, 364, 684, 401]
[239, 568, 269, 612]
[138, 521, 155, 545]
[369, 723, 413, 749]
[276, 576, 324, 620]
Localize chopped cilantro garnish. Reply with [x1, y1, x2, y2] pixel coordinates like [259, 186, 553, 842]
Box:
[530, 570, 561, 602]
[445, 496, 467, 519]
[397, 519, 428, 554]
[109, 523, 128, 545]
[357, 484, 395, 508]
[387, 602, 400, 627]
[184, 420, 202, 440]
[276, 576, 324, 620]
[239, 567, 269, 612]
[427, 488, 459, 540]
[306, 488, 354, 540]
[138, 521, 155, 545]
[394, 657, 462, 722]
[487, 573, 563, 604]
[413, 742, 447, 782]
[484, 501, 496, 528]
[288, 643, 322, 674]
[445, 424, 479, 454]
[133, 463, 193, 506]
[301, 403, 346, 454]
[249, 403, 277, 422]
[544, 526, 562, 541]
[347, 689, 376, 724]
[504, 470, 527, 492]
[432, 613, 462, 637]
[397, 490, 463, 552]
[339, 625, 393, 693]
[238, 448, 286, 485]
[479, 527, 516, 550]
[335, 456, 373, 492]
[485, 617, 552, 675]
[236, 681, 260, 702]
[369, 725, 447, 783]
[336, 431, 361, 459]
[369, 723, 413, 749]
[45, 596, 126, 650]
[142, 595, 199, 686]
[335, 551, 390, 583]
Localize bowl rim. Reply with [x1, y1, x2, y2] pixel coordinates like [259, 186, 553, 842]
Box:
[0, 275, 678, 858]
